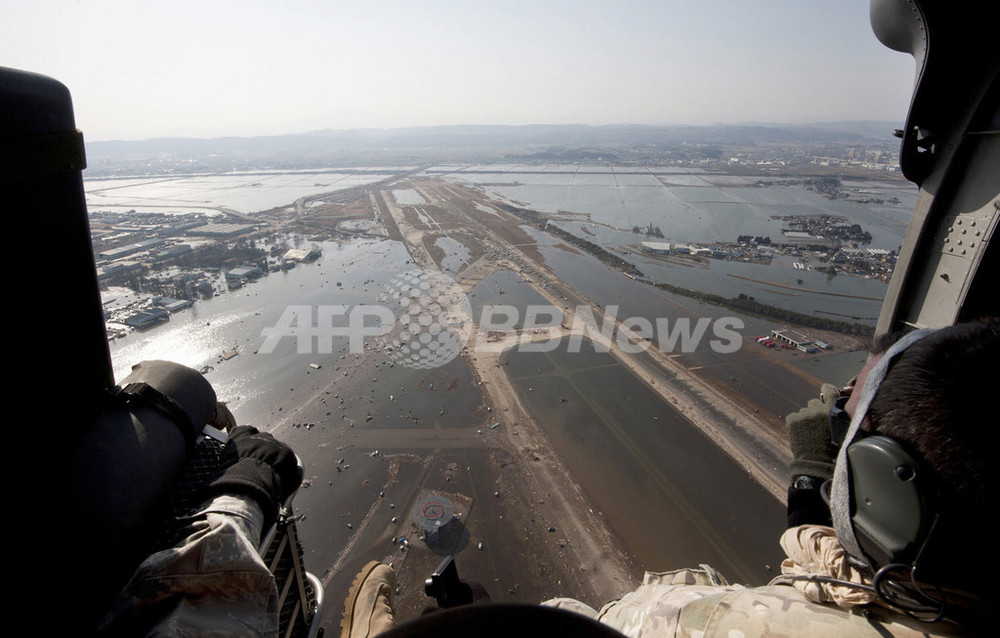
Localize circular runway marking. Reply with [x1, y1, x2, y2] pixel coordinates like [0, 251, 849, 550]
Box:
[411, 494, 456, 532]
[422, 501, 445, 519]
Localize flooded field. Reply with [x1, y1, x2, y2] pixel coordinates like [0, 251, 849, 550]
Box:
[86, 170, 396, 214]
[502, 337, 787, 585]
[437, 165, 915, 250]
[434, 165, 910, 324]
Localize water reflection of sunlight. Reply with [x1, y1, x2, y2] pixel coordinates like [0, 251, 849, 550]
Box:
[209, 375, 262, 415]
[110, 309, 248, 382]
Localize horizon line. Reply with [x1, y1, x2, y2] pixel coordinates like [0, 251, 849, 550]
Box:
[85, 119, 905, 145]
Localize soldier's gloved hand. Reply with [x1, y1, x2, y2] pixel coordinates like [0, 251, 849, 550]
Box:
[786, 383, 841, 481]
[209, 426, 302, 526]
[209, 401, 238, 432]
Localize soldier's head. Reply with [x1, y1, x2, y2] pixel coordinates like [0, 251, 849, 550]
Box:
[865, 321, 996, 507]
[839, 318, 998, 618]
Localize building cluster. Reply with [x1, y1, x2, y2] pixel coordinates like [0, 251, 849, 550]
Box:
[810, 146, 901, 172]
[759, 329, 831, 354]
[90, 211, 257, 253]
[720, 145, 901, 172]
[783, 244, 896, 282]
[91, 212, 262, 284]
[640, 228, 896, 282]
[640, 241, 738, 260]
[640, 240, 774, 264]
[775, 214, 873, 245]
[90, 210, 321, 337]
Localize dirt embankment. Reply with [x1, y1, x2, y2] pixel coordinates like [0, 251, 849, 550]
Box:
[461, 343, 641, 605]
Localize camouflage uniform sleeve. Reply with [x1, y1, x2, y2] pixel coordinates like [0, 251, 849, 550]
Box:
[542, 568, 732, 635]
[668, 585, 962, 637]
[561, 568, 960, 637]
[96, 494, 279, 637]
[586, 568, 741, 637]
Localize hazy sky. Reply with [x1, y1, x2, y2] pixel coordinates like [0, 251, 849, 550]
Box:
[3, 1, 916, 142]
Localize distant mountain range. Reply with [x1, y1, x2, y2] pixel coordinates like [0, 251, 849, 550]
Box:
[83, 122, 902, 174]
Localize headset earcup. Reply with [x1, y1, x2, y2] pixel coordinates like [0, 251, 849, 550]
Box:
[847, 436, 932, 567]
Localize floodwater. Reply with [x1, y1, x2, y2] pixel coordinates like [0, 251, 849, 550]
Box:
[467, 270, 553, 329]
[435, 235, 472, 275]
[109, 236, 409, 419]
[109, 239, 514, 605]
[86, 171, 394, 214]
[99, 165, 904, 606]
[513, 231, 830, 422]
[441, 164, 914, 326]
[444, 166, 914, 249]
[391, 188, 428, 206]
[502, 337, 787, 585]
[106, 233, 790, 592]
